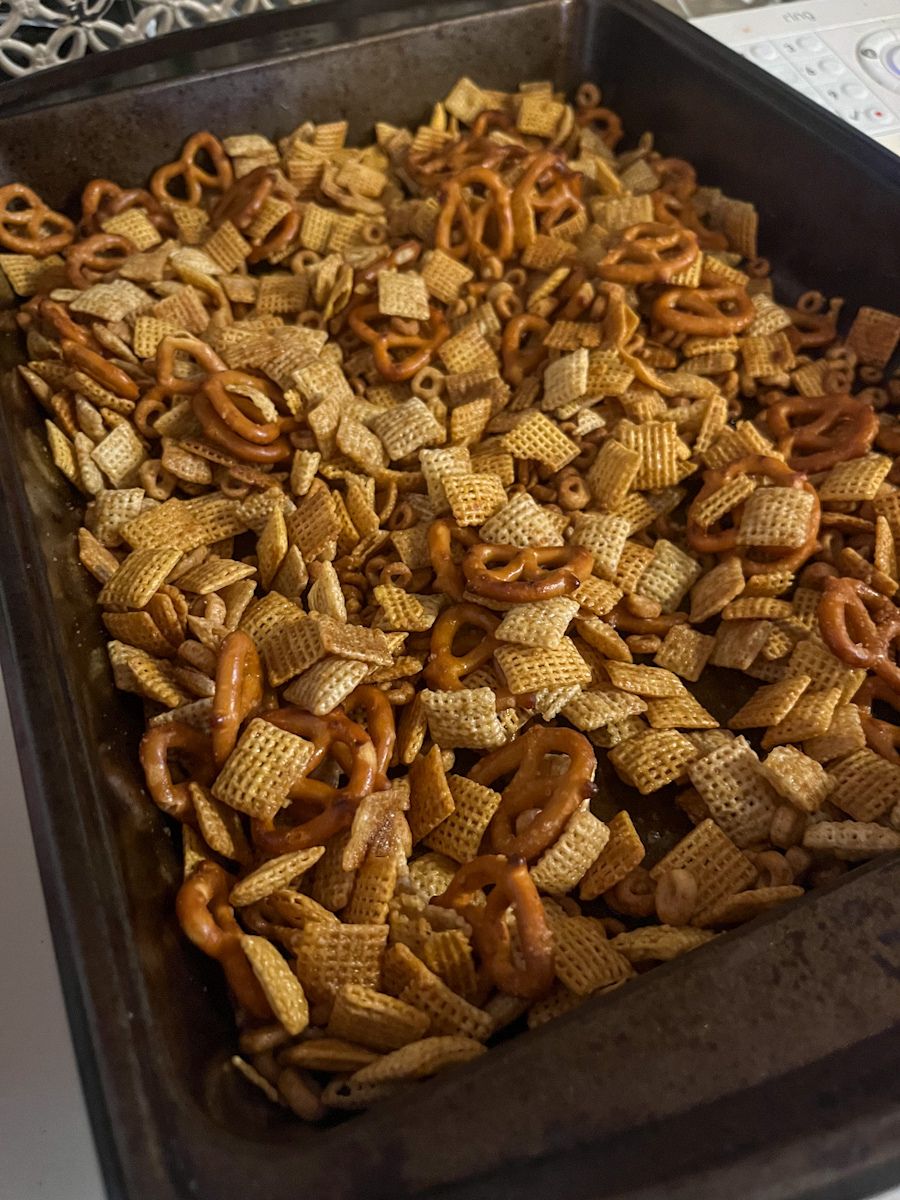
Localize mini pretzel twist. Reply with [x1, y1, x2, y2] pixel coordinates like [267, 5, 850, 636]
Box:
[344, 684, 396, 787]
[65, 232, 135, 289]
[819, 577, 900, 692]
[150, 131, 234, 207]
[435, 166, 515, 263]
[155, 335, 228, 395]
[139, 721, 215, 823]
[500, 312, 550, 386]
[687, 453, 820, 576]
[433, 854, 555, 999]
[463, 542, 593, 603]
[424, 601, 501, 690]
[651, 157, 697, 203]
[251, 707, 379, 856]
[469, 725, 597, 861]
[427, 518, 481, 601]
[79, 179, 176, 236]
[652, 281, 755, 336]
[212, 165, 277, 231]
[650, 191, 728, 252]
[574, 104, 623, 148]
[763, 393, 878, 474]
[0, 183, 75, 256]
[211, 630, 263, 768]
[511, 151, 585, 247]
[348, 302, 449, 383]
[854, 676, 900, 766]
[598, 221, 699, 285]
[176, 861, 272, 1019]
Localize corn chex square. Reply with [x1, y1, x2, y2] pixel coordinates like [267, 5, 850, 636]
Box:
[650, 818, 756, 916]
[481, 491, 565, 547]
[758, 745, 833, 813]
[737, 487, 815, 548]
[635, 539, 702, 613]
[688, 735, 778, 846]
[653, 625, 715, 683]
[579, 810, 645, 899]
[442, 471, 507, 526]
[761, 685, 842, 749]
[803, 704, 867, 762]
[377, 270, 430, 321]
[605, 662, 684, 697]
[282, 656, 369, 716]
[562, 686, 647, 731]
[420, 687, 507, 750]
[98, 547, 182, 610]
[728, 674, 810, 730]
[371, 399, 444, 461]
[608, 729, 698, 794]
[845, 305, 900, 368]
[817, 454, 892, 503]
[495, 597, 579, 648]
[585, 438, 641, 510]
[569, 512, 630, 580]
[617, 420, 686, 489]
[494, 638, 591, 694]
[827, 748, 900, 822]
[212, 718, 314, 821]
[690, 557, 745, 623]
[424, 775, 502, 863]
[788, 638, 866, 704]
[530, 804, 610, 895]
[501, 411, 579, 472]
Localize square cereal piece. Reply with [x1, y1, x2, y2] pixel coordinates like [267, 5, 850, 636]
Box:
[651, 818, 756, 915]
[562, 687, 647, 732]
[495, 597, 579, 649]
[635, 539, 701, 614]
[605, 662, 684, 698]
[407, 745, 456, 844]
[572, 576, 622, 618]
[480, 491, 564, 547]
[91, 423, 146, 487]
[327, 983, 429, 1052]
[845, 306, 900, 368]
[531, 804, 610, 895]
[444, 76, 489, 124]
[761, 685, 842, 749]
[818, 454, 892, 504]
[608, 729, 698, 794]
[420, 249, 474, 303]
[420, 687, 507, 750]
[377, 270, 430, 321]
[692, 475, 756, 530]
[709, 620, 773, 671]
[728, 674, 811, 730]
[373, 586, 442, 633]
[543, 911, 632, 995]
[803, 703, 867, 763]
[371, 399, 444, 461]
[282, 656, 369, 716]
[803, 820, 900, 862]
[494, 638, 591, 694]
[737, 488, 816, 549]
[654, 625, 715, 683]
[542, 348, 589, 409]
[569, 512, 630, 580]
[262, 616, 325, 685]
[502, 411, 579, 472]
[691, 886, 804, 929]
[442, 471, 507, 526]
[788, 637, 866, 704]
[395, 968, 492, 1041]
[424, 775, 502, 863]
[98, 547, 182, 610]
[517, 91, 565, 138]
[827, 748, 900, 822]
[344, 856, 399, 925]
[574, 617, 631, 665]
[295, 922, 388, 1011]
[611, 925, 714, 962]
[579, 810, 645, 899]
[212, 717, 313, 821]
[688, 735, 778, 846]
[646, 693, 717, 730]
[617, 420, 685, 489]
[439, 325, 498, 375]
[759, 745, 833, 813]
[690, 556, 745, 623]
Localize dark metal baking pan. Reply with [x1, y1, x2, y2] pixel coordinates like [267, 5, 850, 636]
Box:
[0, 2, 899, 1198]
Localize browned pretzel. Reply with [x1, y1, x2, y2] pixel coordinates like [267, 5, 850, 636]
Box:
[211, 630, 263, 768]
[463, 542, 593, 603]
[150, 132, 234, 206]
[819, 577, 900, 692]
[0, 183, 74, 255]
[763, 393, 878, 474]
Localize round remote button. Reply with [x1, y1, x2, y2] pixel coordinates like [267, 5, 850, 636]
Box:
[819, 57, 845, 77]
[842, 81, 868, 100]
[866, 106, 893, 125]
[750, 42, 778, 62]
[889, 46, 900, 77]
[796, 34, 825, 53]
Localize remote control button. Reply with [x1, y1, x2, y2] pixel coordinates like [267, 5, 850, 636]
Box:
[796, 34, 826, 54]
[818, 57, 845, 77]
[866, 106, 894, 126]
[889, 46, 900, 76]
[842, 81, 869, 100]
[749, 41, 778, 62]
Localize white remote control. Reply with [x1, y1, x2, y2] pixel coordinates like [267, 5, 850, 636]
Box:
[688, 0, 900, 154]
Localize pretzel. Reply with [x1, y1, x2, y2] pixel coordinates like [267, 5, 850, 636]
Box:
[202, 372, 296, 444]
[574, 105, 623, 148]
[854, 677, 900, 766]
[653, 282, 755, 335]
[651, 190, 728, 252]
[469, 725, 596, 861]
[355, 239, 422, 290]
[139, 721, 214, 824]
[65, 233, 135, 290]
[155, 335, 227, 394]
[763, 393, 878, 474]
[501, 312, 550, 386]
[424, 601, 500, 690]
[433, 854, 555, 998]
[61, 338, 140, 402]
[247, 207, 302, 264]
[687, 453, 820, 575]
[463, 542, 593, 603]
[211, 630, 263, 768]
[28, 298, 97, 349]
[344, 684, 396, 787]
[252, 708, 378, 856]
[511, 151, 584, 246]
[598, 222, 699, 285]
[0, 183, 75, 256]
[819, 577, 900, 691]
[651, 157, 697, 203]
[79, 178, 176, 236]
[435, 166, 515, 263]
[150, 131, 234, 206]
[347, 302, 449, 382]
[409, 119, 526, 187]
[212, 165, 277, 231]
[176, 861, 272, 1019]
[193, 390, 295, 464]
[427, 518, 480, 601]
[786, 300, 841, 351]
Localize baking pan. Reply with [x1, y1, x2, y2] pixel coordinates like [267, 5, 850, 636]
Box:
[1, 2, 900, 1198]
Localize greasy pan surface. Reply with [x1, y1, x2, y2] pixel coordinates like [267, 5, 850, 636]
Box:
[0, 2, 899, 1198]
